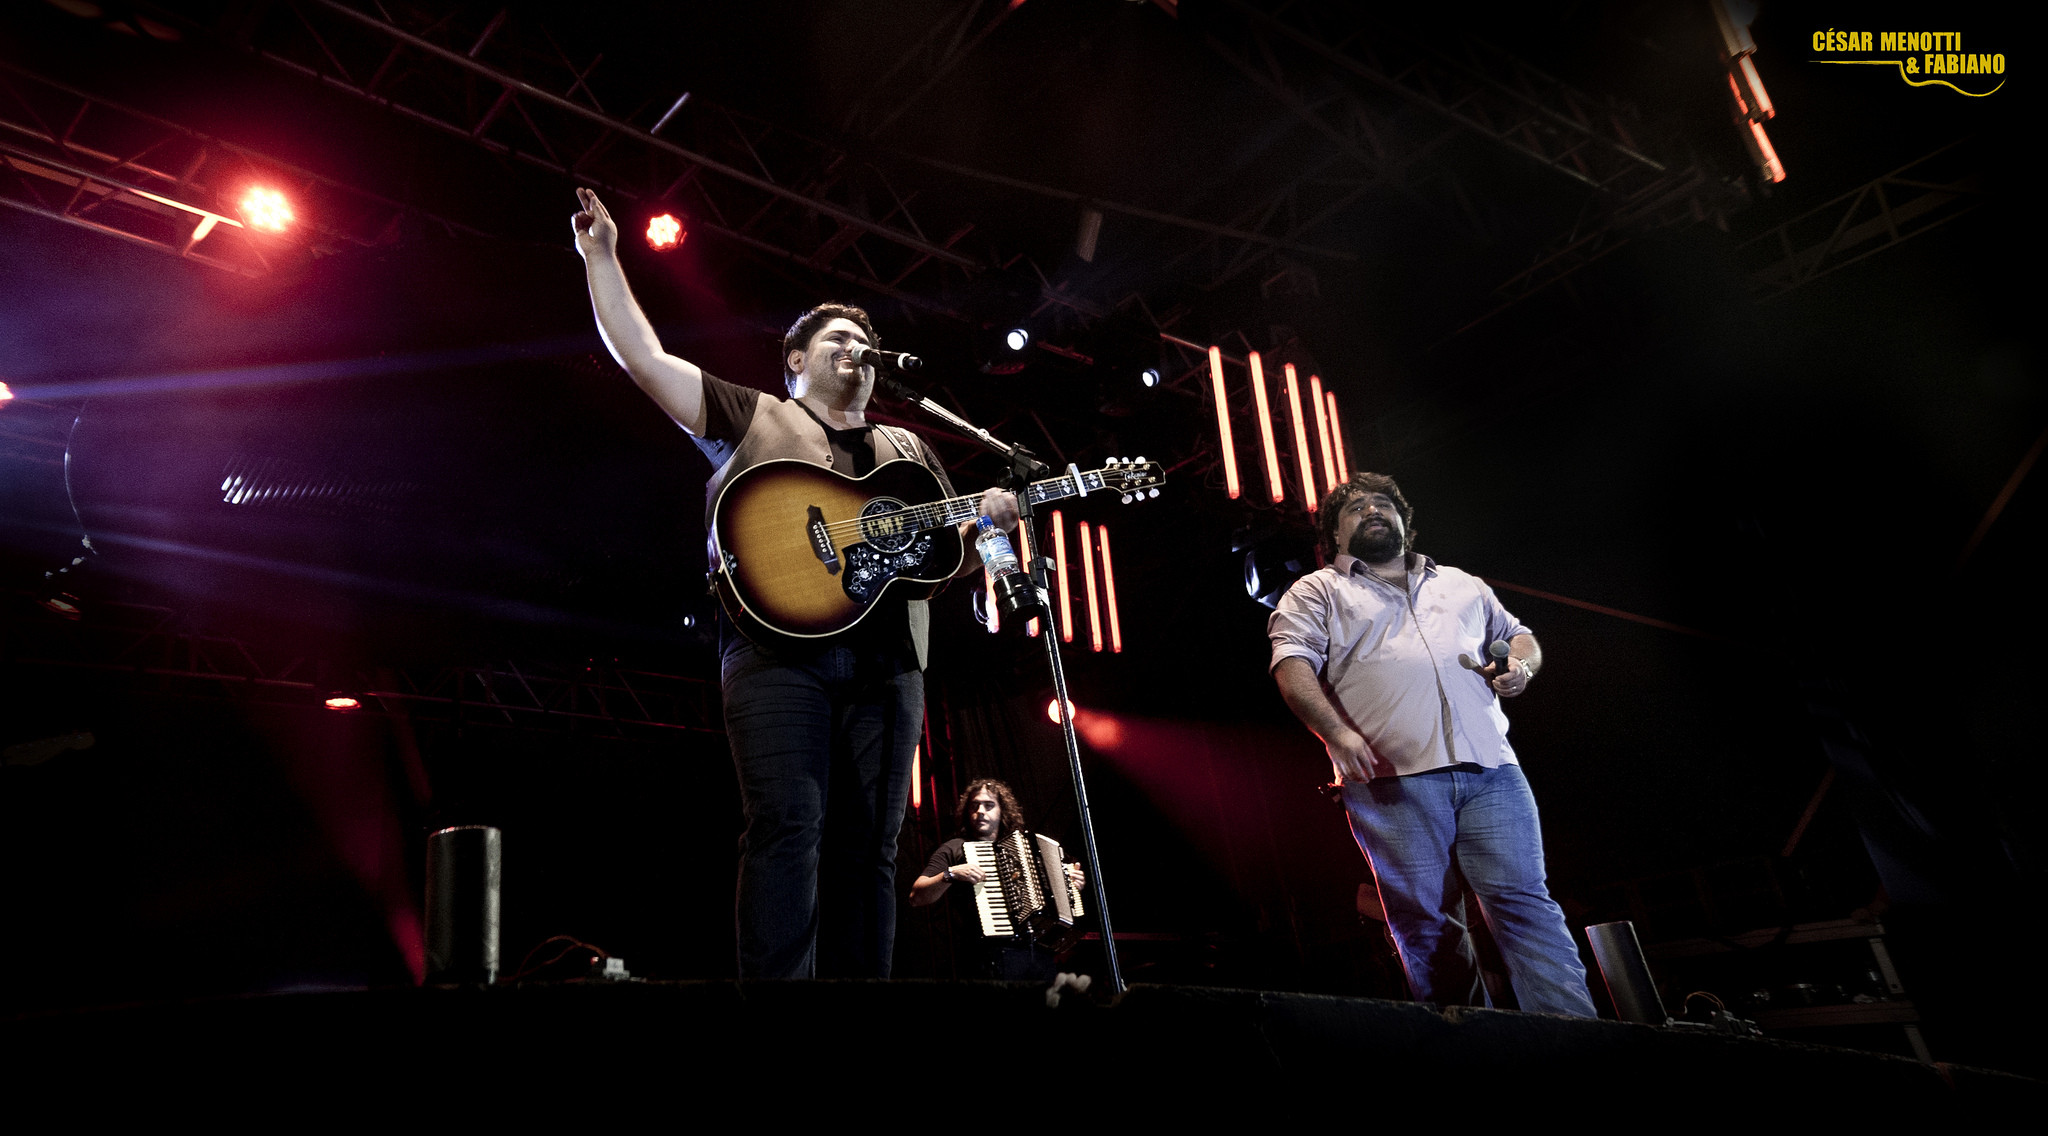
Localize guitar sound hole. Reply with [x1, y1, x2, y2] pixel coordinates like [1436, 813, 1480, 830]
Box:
[858, 497, 915, 554]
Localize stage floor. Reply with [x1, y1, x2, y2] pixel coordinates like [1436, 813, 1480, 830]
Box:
[6, 980, 2038, 1116]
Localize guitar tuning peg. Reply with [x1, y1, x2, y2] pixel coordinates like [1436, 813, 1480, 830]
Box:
[1148, 488, 1159, 498]
[1134, 455, 1145, 464]
[1120, 493, 1132, 504]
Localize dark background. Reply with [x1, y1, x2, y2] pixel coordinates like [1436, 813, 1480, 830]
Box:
[1, 1, 2037, 1075]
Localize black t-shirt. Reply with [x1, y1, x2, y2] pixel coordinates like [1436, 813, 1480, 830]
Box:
[691, 372, 923, 480]
[924, 836, 1062, 981]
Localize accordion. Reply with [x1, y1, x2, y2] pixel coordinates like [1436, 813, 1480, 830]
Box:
[963, 830, 1086, 951]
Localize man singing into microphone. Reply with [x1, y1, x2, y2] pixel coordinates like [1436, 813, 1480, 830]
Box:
[1267, 473, 1596, 1015]
[572, 188, 1018, 979]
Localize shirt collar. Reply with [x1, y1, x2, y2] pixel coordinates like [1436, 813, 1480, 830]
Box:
[1333, 552, 1437, 581]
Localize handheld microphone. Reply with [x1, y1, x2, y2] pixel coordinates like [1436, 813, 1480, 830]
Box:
[1488, 640, 1513, 677]
[849, 344, 922, 371]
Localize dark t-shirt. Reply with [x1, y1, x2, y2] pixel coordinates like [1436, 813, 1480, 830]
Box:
[924, 836, 1065, 982]
[691, 371, 935, 481]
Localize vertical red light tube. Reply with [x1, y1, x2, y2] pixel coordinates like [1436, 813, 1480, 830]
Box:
[1052, 509, 1073, 643]
[910, 744, 922, 809]
[1738, 55, 1774, 119]
[1078, 520, 1103, 653]
[1283, 363, 1318, 512]
[1247, 352, 1284, 504]
[1208, 346, 1241, 500]
[1016, 523, 1040, 637]
[1748, 121, 1786, 182]
[1098, 524, 1123, 653]
[1327, 390, 1350, 484]
[1310, 373, 1337, 495]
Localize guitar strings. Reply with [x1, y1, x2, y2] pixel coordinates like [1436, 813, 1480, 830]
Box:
[816, 477, 1082, 538]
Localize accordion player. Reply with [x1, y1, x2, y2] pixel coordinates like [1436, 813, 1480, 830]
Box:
[963, 830, 1086, 951]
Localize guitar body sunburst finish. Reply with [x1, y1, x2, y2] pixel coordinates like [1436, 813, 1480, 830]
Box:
[712, 458, 965, 642]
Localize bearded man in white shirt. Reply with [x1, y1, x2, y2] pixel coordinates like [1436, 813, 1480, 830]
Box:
[1268, 472, 1596, 1016]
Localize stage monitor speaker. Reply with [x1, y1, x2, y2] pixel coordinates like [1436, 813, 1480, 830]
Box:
[1586, 920, 1669, 1025]
[426, 825, 501, 985]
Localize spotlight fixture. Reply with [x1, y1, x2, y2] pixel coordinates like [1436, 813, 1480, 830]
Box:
[1046, 697, 1077, 725]
[976, 324, 1030, 375]
[239, 187, 293, 233]
[645, 213, 684, 251]
[324, 694, 362, 711]
[1139, 368, 1160, 388]
[0, 381, 14, 403]
[1239, 527, 1316, 609]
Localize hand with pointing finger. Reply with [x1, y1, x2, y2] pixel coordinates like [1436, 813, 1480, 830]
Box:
[571, 187, 618, 260]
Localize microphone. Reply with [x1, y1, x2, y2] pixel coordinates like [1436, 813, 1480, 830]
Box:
[849, 344, 922, 372]
[1488, 640, 1513, 678]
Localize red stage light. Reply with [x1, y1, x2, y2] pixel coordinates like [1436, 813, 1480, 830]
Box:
[1738, 55, 1775, 119]
[1052, 510, 1074, 643]
[1283, 364, 1317, 512]
[1327, 390, 1350, 484]
[1046, 697, 1077, 725]
[324, 695, 360, 711]
[1310, 373, 1337, 496]
[1248, 352, 1284, 504]
[1208, 346, 1241, 500]
[1099, 523, 1122, 654]
[646, 213, 684, 250]
[1748, 121, 1786, 183]
[1079, 520, 1103, 652]
[911, 744, 922, 809]
[240, 187, 293, 233]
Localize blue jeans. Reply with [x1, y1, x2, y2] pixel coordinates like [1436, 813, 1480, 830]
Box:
[721, 624, 921, 979]
[1342, 763, 1597, 1017]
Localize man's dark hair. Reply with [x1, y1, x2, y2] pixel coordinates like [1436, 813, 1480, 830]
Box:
[955, 778, 1025, 840]
[1317, 472, 1417, 563]
[781, 302, 878, 395]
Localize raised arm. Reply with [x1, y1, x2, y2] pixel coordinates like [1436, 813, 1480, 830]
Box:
[572, 188, 711, 435]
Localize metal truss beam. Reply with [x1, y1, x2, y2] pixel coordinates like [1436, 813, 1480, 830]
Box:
[3, 594, 722, 738]
[0, 63, 486, 275]
[1738, 140, 1981, 299]
[840, 0, 1026, 140]
[1212, 2, 1748, 342]
[213, 0, 987, 312]
[1224, 1, 1677, 197]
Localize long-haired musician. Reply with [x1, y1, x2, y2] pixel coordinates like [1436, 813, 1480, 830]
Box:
[910, 779, 1086, 981]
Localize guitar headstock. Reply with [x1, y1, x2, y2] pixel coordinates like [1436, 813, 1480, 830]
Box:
[1097, 456, 1166, 505]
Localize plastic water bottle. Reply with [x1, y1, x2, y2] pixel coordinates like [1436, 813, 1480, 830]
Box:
[975, 515, 1021, 581]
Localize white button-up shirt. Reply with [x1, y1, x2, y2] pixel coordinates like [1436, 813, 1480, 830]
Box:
[1268, 553, 1531, 777]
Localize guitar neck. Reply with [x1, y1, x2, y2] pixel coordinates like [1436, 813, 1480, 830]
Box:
[909, 470, 1103, 532]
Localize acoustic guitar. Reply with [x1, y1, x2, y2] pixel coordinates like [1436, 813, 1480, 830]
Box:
[710, 456, 1166, 642]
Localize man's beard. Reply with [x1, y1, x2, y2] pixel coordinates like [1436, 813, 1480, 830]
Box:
[1348, 521, 1401, 563]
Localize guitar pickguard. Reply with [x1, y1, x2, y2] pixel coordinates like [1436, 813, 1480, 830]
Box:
[841, 533, 937, 604]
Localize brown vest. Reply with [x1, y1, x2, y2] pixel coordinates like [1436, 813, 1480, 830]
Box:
[706, 394, 936, 668]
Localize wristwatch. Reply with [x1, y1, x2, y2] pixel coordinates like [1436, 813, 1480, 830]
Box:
[942, 867, 955, 883]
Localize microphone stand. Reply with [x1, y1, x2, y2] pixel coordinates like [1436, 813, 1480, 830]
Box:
[877, 373, 1127, 995]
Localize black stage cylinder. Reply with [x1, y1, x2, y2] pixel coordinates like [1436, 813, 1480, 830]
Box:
[1585, 920, 1668, 1024]
[425, 825, 501, 985]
